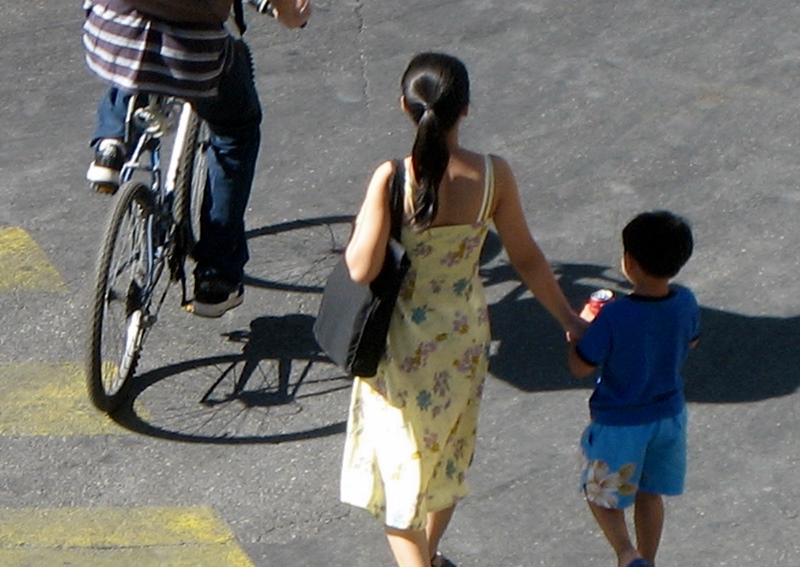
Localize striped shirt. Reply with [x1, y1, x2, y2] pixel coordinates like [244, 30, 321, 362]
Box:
[83, 0, 233, 98]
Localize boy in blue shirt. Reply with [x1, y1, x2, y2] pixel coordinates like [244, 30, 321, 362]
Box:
[568, 210, 700, 567]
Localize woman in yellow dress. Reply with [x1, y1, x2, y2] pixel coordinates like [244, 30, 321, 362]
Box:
[340, 52, 586, 567]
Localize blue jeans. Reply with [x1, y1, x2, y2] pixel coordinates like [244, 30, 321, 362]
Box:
[91, 40, 262, 284]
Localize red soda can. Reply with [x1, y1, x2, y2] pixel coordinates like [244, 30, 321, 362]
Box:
[586, 288, 614, 318]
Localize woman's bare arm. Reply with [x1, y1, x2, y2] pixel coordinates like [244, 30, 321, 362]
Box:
[344, 160, 395, 284]
[490, 155, 586, 339]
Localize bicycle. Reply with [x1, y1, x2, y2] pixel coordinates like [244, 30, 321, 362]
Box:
[85, 0, 306, 413]
[86, 93, 209, 413]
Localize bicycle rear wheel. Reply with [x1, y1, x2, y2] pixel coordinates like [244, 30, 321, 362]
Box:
[172, 108, 207, 262]
[86, 181, 157, 412]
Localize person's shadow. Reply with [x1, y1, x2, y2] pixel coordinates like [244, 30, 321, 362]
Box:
[483, 237, 799, 403]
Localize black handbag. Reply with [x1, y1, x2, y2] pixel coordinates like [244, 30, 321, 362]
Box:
[313, 160, 410, 377]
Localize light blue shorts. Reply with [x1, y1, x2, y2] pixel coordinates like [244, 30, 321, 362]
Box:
[579, 408, 687, 509]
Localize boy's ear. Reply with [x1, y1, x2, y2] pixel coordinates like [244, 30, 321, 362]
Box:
[622, 251, 631, 267]
[622, 251, 636, 279]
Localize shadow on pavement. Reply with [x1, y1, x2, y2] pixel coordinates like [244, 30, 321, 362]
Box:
[486, 255, 799, 404]
[243, 215, 353, 294]
[114, 222, 797, 443]
[112, 314, 349, 444]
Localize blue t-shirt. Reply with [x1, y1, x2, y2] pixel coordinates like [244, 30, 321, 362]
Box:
[576, 286, 700, 426]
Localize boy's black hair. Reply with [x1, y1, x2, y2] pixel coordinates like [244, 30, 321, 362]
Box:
[622, 210, 694, 278]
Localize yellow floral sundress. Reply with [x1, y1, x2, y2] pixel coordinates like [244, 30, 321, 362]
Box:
[340, 155, 495, 530]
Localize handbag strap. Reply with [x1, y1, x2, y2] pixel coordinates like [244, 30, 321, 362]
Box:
[389, 159, 406, 241]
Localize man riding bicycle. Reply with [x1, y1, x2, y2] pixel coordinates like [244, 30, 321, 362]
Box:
[82, 0, 312, 317]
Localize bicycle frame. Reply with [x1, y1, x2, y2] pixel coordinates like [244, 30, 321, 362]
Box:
[119, 94, 197, 318]
[122, 96, 165, 182]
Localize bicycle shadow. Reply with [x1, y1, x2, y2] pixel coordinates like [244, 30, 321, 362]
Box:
[243, 215, 354, 294]
[107, 214, 356, 445]
[112, 313, 351, 444]
[483, 239, 799, 403]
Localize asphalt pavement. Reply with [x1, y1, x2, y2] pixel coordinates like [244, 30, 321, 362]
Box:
[0, 1, 798, 566]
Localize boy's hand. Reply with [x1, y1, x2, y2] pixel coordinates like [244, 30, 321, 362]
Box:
[270, 0, 312, 28]
[579, 303, 597, 323]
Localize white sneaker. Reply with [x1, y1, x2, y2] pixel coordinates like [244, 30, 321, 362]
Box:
[87, 138, 126, 194]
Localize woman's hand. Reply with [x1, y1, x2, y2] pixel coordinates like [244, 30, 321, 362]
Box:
[565, 313, 589, 343]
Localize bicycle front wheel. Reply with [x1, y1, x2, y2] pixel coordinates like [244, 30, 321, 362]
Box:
[86, 181, 156, 412]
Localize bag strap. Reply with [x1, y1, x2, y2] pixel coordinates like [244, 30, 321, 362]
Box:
[389, 159, 406, 241]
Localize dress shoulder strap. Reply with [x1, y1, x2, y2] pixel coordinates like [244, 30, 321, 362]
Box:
[476, 154, 495, 223]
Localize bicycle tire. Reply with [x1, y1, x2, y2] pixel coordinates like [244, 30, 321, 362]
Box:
[172, 109, 207, 263]
[86, 181, 156, 413]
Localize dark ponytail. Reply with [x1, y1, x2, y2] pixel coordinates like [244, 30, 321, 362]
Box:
[401, 53, 470, 229]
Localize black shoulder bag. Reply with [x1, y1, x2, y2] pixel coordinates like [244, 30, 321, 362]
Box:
[313, 160, 410, 377]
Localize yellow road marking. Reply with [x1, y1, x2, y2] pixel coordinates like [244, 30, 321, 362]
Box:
[0, 226, 66, 292]
[0, 506, 255, 567]
[0, 362, 128, 436]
